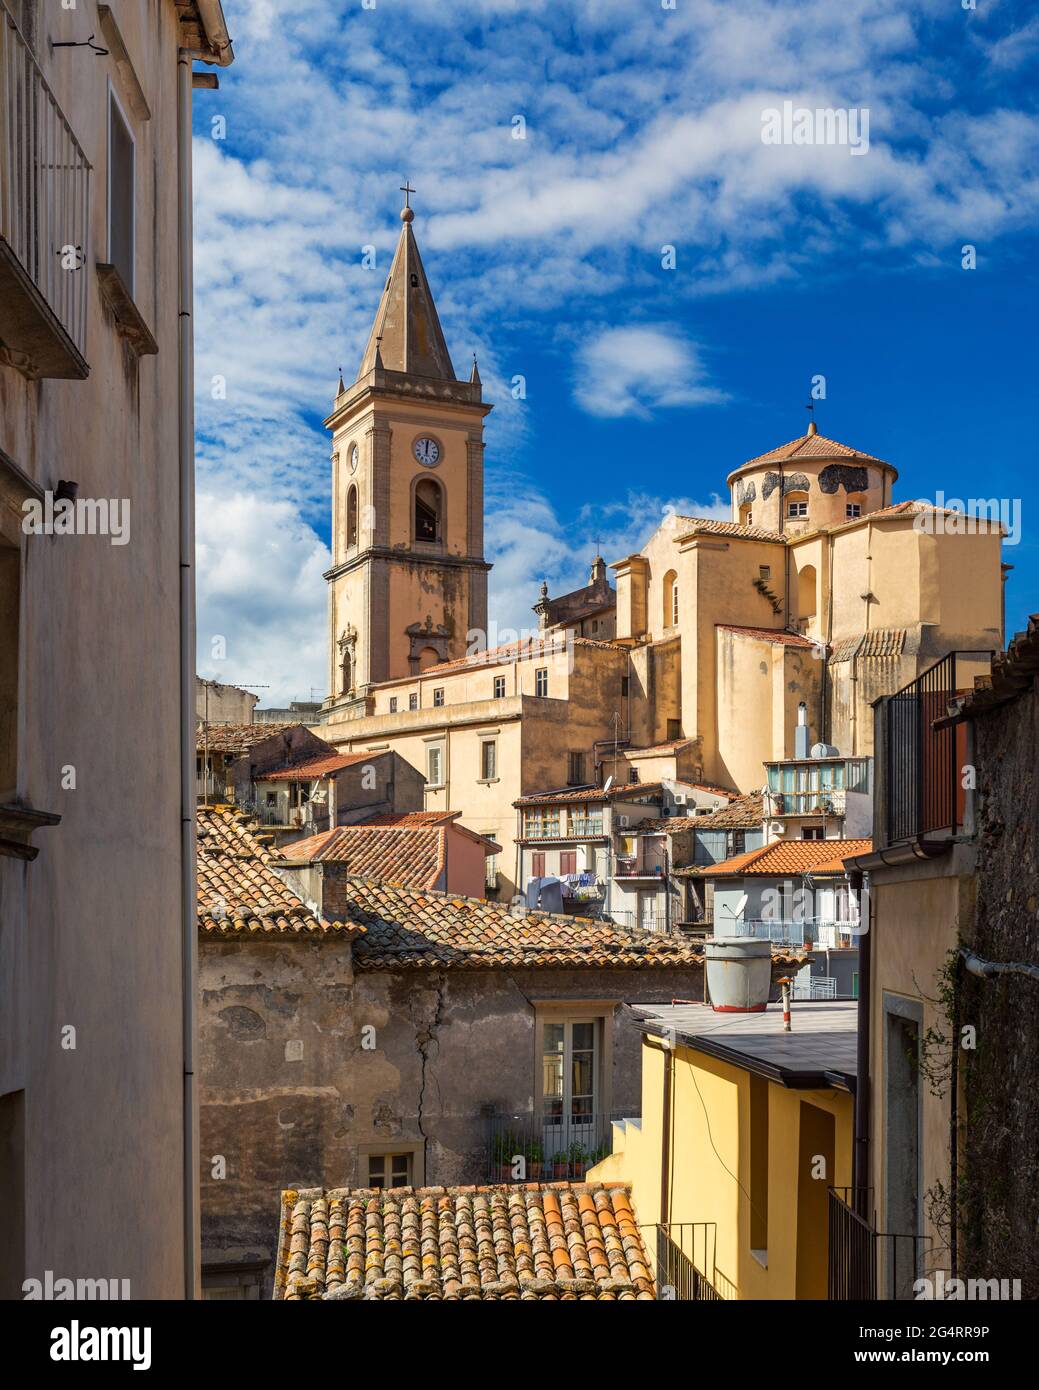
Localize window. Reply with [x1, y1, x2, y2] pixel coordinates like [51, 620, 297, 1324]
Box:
[108, 86, 135, 295]
[559, 851, 577, 875]
[666, 718, 681, 741]
[0, 540, 19, 800]
[389, 697, 398, 713]
[629, 769, 640, 784]
[802, 826, 824, 840]
[739, 503, 753, 526]
[730, 830, 746, 855]
[414, 477, 442, 542]
[787, 496, 808, 519]
[368, 1153, 412, 1189]
[621, 676, 629, 698]
[531, 851, 546, 877]
[543, 1019, 598, 1126]
[797, 563, 817, 621]
[346, 485, 358, 547]
[409, 693, 418, 711]
[663, 569, 678, 628]
[427, 745, 443, 786]
[493, 675, 506, 699]
[524, 808, 560, 839]
[567, 751, 584, 785]
[535, 668, 548, 697]
[433, 687, 445, 707]
[759, 566, 771, 581]
[846, 503, 862, 519]
[481, 740, 497, 781]
[202, 1267, 264, 1300]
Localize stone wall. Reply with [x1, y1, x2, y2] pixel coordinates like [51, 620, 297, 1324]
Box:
[198, 936, 703, 1293]
[961, 675, 1039, 1294]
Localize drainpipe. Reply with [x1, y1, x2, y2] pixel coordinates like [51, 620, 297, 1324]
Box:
[849, 867, 871, 1217]
[177, 48, 200, 1301]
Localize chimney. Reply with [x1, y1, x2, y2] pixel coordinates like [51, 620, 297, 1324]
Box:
[795, 701, 810, 758]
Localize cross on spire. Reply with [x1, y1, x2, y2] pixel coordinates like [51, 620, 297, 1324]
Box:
[400, 180, 415, 210]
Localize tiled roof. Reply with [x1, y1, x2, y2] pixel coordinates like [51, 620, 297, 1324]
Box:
[514, 782, 664, 808]
[274, 1183, 656, 1301]
[357, 810, 459, 827]
[256, 751, 378, 781]
[677, 837, 871, 879]
[344, 880, 703, 970]
[957, 613, 1039, 718]
[278, 825, 447, 889]
[622, 738, 698, 757]
[717, 624, 817, 648]
[195, 721, 305, 755]
[196, 807, 357, 939]
[675, 517, 784, 543]
[623, 817, 699, 834]
[680, 792, 765, 831]
[829, 628, 907, 662]
[740, 428, 888, 468]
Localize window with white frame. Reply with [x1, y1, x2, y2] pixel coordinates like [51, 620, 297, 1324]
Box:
[480, 739, 497, 781]
[367, 1152, 412, 1189]
[535, 667, 548, 697]
[433, 687, 445, 707]
[427, 744, 444, 787]
[493, 675, 506, 699]
[107, 86, 135, 294]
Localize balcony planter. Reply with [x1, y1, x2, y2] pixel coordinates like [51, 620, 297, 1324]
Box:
[551, 1152, 568, 1179]
[705, 938, 772, 1013]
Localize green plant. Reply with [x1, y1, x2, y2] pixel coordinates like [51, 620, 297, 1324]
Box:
[550, 1150, 567, 1167]
[524, 1137, 544, 1164]
[567, 1138, 588, 1165]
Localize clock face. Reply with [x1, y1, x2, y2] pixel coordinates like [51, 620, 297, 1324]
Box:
[413, 436, 441, 467]
[348, 444, 359, 473]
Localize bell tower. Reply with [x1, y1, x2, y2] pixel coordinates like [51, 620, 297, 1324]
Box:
[324, 191, 492, 716]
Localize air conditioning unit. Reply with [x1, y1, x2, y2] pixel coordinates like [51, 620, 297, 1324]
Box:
[673, 793, 687, 806]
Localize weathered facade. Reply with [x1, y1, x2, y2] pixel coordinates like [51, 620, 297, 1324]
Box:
[195, 807, 707, 1297]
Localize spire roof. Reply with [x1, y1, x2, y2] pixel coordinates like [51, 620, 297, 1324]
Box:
[356, 207, 456, 383]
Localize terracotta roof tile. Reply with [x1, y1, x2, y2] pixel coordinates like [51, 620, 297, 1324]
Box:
[676, 837, 871, 878]
[674, 517, 784, 543]
[196, 806, 359, 939]
[256, 750, 379, 781]
[514, 782, 665, 808]
[277, 825, 447, 890]
[194, 721, 306, 755]
[343, 880, 703, 970]
[957, 613, 1039, 717]
[717, 624, 817, 648]
[741, 429, 888, 468]
[274, 1183, 656, 1300]
[677, 793, 765, 831]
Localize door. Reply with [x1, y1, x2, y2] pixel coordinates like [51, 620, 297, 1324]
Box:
[542, 1019, 598, 1171]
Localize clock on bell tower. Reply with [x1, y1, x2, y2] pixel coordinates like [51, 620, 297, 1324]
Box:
[323, 191, 492, 714]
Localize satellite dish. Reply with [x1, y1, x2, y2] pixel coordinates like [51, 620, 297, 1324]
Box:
[734, 893, 749, 919]
[603, 776, 614, 795]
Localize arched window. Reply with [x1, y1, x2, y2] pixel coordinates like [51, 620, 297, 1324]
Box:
[418, 646, 440, 671]
[739, 502, 753, 526]
[340, 648, 352, 694]
[346, 485, 358, 548]
[663, 569, 678, 628]
[414, 478, 442, 543]
[798, 563, 817, 620]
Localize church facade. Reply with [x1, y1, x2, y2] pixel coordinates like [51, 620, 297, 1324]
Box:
[319, 202, 1006, 898]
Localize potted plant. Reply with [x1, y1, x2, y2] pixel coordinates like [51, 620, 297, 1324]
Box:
[567, 1138, 589, 1176]
[551, 1149, 568, 1179]
[491, 1130, 516, 1182]
[525, 1137, 544, 1181]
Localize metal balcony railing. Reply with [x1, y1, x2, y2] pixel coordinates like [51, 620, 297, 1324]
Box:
[0, 3, 90, 374]
[610, 908, 669, 934]
[875, 651, 992, 850]
[641, 1223, 725, 1300]
[728, 918, 860, 947]
[487, 1110, 634, 1183]
[828, 1188, 932, 1300]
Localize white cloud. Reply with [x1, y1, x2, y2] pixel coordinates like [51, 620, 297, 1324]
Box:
[573, 326, 729, 419]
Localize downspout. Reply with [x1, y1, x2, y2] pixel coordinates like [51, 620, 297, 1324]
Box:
[849, 867, 870, 1217]
[177, 49, 200, 1301]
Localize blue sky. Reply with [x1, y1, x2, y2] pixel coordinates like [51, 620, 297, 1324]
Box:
[193, 0, 1039, 704]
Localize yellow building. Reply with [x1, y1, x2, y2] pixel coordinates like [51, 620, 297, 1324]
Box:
[589, 1000, 856, 1300]
[318, 197, 1005, 900]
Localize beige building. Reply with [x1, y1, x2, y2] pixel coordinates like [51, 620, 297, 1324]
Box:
[0, 1, 231, 1300]
[319, 201, 1005, 906]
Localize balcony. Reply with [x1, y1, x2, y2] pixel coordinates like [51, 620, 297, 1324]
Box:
[0, 3, 90, 377]
[610, 908, 669, 934]
[643, 1223, 728, 1300]
[729, 919, 859, 948]
[828, 1188, 931, 1300]
[769, 788, 847, 818]
[521, 817, 604, 841]
[875, 651, 992, 851]
[487, 1110, 634, 1183]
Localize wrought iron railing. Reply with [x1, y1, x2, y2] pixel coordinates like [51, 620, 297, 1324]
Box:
[875, 651, 991, 849]
[642, 1223, 724, 1300]
[728, 918, 859, 948]
[610, 908, 669, 933]
[487, 1110, 633, 1183]
[828, 1188, 931, 1300]
[0, 2, 90, 361]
